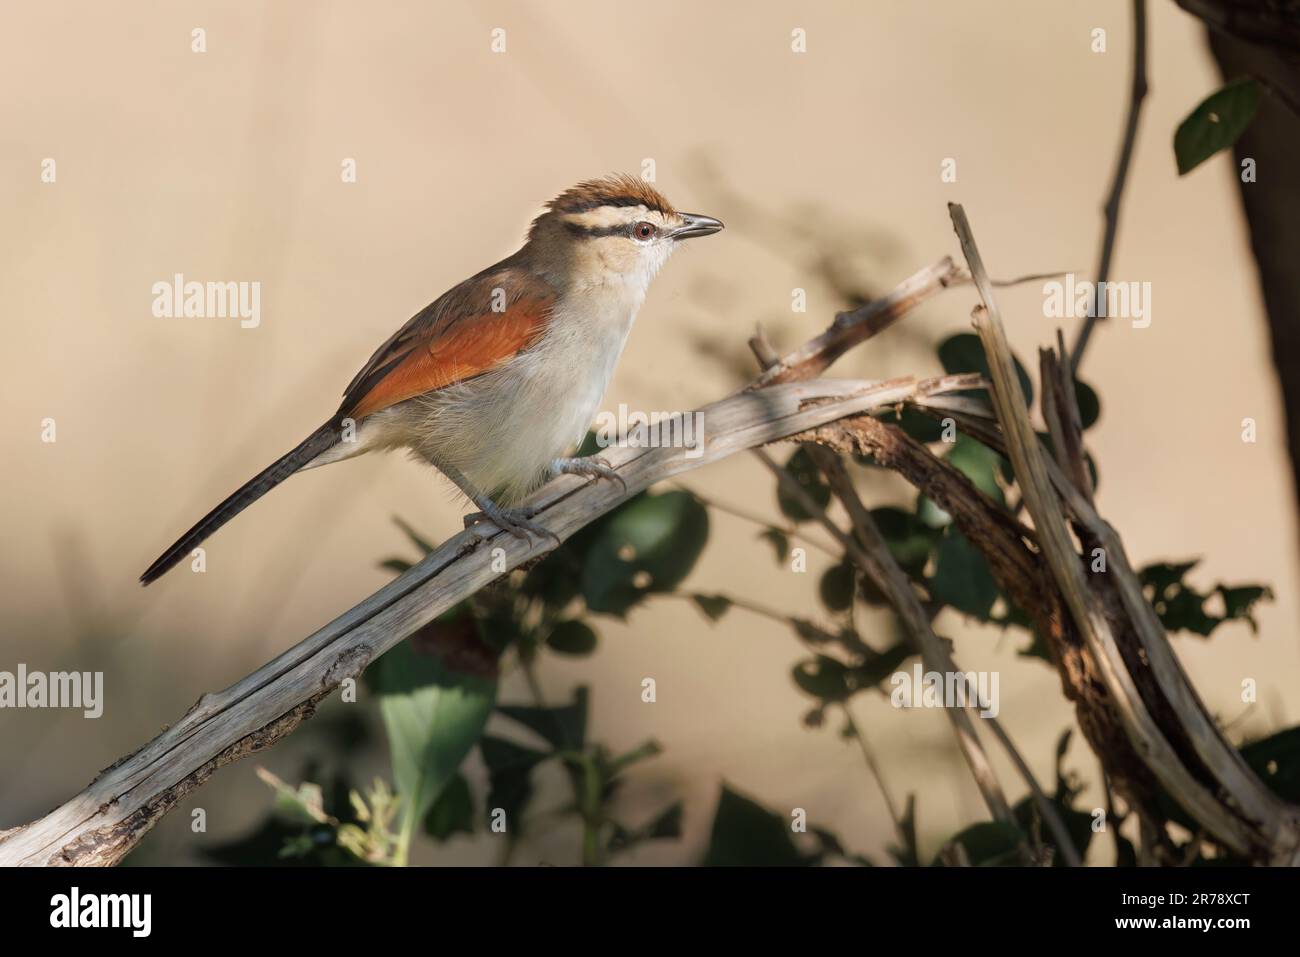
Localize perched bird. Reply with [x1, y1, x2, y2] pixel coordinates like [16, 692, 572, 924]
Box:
[140, 175, 723, 585]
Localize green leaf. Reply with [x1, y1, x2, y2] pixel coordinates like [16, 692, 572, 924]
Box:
[498, 686, 589, 751]
[808, 825, 872, 865]
[776, 447, 832, 522]
[1017, 628, 1054, 663]
[1240, 726, 1300, 803]
[519, 549, 585, 610]
[479, 735, 550, 827]
[202, 816, 361, 868]
[480, 735, 550, 772]
[379, 558, 413, 575]
[931, 530, 999, 620]
[372, 635, 497, 852]
[424, 773, 474, 841]
[945, 435, 1006, 505]
[871, 506, 938, 574]
[474, 603, 526, 655]
[933, 821, 1023, 866]
[703, 785, 815, 866]
[574, 429, 603, 458]
[691, 593, 734, 622]
[545, 619, 599, 656]
[938, 332, 1034, 407]
[609, 801, 683, 853]
[258, 772, 329, 827]
[642, 801, 684, 840]
[1012, 796, 1092, 867]
[916, 494, 952, 529]
[579, 491, 709, 616]
[1174, 77, 1260, 175]
[1074, 379, 1101, 430]
[884, 405, 945, 444]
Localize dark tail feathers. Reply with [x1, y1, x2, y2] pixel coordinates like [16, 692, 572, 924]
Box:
[140, 418, 341, 585]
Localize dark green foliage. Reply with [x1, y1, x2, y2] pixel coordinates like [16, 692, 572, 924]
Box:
[578, 491, 709, 616]
[424, 773, 475, 840]
[931, 529, 999, 619]
[1010, 730, 1093, 866]
[1241, 726, 1300, 803]
[932, 821, 1024, 866]
[702, 785, 866, 866]
[202, 765, 367, 867]
[939, 332, 1034, 406]
[1175, 77, 1260, 175]
[1139, 560, 1272, 637]
[545, 619, 598, 655]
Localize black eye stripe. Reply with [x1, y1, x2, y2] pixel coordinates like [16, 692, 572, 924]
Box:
[564, 221, 658, 240]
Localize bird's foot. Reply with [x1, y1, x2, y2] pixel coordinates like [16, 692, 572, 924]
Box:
[463, 500, 559, 546]
[549, 455, 626, 493]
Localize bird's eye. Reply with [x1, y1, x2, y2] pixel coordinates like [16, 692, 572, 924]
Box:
[633, 221, 657, 241]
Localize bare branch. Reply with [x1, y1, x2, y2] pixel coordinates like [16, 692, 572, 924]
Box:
[1072, 0, 1149, 373]
[754, 447, 1018, 831]
[950, 201, 1299, 860]
[746, 257, 964, 390]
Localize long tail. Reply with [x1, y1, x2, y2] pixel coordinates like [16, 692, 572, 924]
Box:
[140, 418, 342, 585]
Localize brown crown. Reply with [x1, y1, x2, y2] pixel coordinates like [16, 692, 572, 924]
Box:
[546, 174, 675, 217]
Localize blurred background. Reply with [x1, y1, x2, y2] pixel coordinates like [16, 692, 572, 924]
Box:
[2, 0, 1296, 865]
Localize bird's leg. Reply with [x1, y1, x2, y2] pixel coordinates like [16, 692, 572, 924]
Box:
[549, 455, 626, 493]
[438, 463, 558, 544]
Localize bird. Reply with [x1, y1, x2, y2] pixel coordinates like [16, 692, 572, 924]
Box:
[140, 174, 724, 585]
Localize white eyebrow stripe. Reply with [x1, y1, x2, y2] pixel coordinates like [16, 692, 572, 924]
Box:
[561, 204, 649, 230]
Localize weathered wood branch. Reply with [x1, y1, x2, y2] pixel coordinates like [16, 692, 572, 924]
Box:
[949, 202, 1300, 863]
[0, 375, 981, 866]
[751, 289, 1081, 865]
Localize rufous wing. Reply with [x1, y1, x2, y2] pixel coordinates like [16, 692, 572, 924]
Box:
[340, 258, 555, 420]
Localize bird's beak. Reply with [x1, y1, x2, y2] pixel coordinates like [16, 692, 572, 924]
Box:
[672, 212, 725, 240]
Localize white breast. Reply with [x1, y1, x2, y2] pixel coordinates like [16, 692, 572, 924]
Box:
[390, 280, 647, 503]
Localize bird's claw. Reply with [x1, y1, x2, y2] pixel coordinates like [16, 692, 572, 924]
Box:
[551, 455, 626, 493]
[464, 504, 559, 546]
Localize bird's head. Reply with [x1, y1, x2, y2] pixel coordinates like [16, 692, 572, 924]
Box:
[527, 174, 723, 291]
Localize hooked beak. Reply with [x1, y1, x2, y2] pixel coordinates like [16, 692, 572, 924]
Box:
[672, 212, 725, 240]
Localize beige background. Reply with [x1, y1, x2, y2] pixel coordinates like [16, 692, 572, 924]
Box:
[2, 0, 1295, 865]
